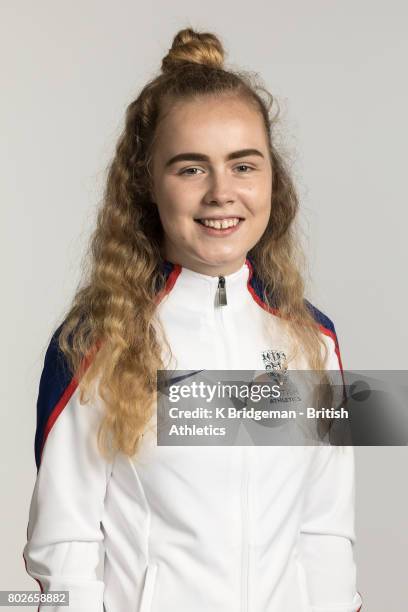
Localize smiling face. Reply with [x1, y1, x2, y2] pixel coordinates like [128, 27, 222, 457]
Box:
[149, 94, 273, 276]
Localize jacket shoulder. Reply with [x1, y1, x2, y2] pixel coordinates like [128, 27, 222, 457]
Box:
[304, 299, 345, 371]
[304, 298, 337, 336]
[34, 321, 75, 470]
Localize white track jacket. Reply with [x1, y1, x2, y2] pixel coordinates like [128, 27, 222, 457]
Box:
[23, 255, 363, 612]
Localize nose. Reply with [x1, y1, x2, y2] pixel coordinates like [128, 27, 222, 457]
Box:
[203, 170, 235, 206]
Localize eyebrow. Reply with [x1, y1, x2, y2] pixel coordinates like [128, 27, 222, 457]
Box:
[164, 148, 265, 168]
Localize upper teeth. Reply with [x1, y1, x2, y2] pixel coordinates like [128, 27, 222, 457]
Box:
[200, 218, 240, 229]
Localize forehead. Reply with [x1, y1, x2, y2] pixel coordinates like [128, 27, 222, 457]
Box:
[154, 94, 268, 153]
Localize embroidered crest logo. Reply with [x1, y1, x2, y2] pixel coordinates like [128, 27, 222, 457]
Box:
[261, 350, 287, 372]
[260, 349, 301, 403]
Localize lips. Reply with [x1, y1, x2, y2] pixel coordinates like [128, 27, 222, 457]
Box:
[194, 217, 244, 226]
[194, 216, 245, 221]
[194, 217, 244, 236]
[195, 217, 243, 230]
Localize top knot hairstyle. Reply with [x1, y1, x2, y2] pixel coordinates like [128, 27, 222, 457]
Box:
[161, 28, 225, 72]
[54, 27, 337, 460]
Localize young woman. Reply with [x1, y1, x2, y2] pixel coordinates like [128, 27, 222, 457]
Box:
[23, 27, 363, 612]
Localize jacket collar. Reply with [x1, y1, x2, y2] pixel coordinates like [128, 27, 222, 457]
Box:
[157, 256, 254, 313]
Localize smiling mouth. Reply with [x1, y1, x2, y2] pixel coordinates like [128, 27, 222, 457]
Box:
[194, 217, 245, 229]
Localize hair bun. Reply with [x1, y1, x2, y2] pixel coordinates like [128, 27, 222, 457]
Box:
[161, 27, 225, 74]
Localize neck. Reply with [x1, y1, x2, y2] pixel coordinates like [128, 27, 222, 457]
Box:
[161, 255, 249, 278]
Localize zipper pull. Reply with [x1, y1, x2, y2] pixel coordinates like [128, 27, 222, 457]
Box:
[216, 275, 227, 306]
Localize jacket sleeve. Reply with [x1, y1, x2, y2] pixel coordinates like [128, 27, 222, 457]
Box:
[22, 324, 113, 612]
[297, 316, 363, 612]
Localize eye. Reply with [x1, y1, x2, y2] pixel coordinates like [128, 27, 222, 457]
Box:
[178, 167, 204, 176]
[235, 164, 254, 173]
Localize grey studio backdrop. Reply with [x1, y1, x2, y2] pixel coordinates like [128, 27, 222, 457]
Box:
[1, 1, 407, 610]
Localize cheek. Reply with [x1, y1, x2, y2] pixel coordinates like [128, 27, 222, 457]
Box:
[159, 208, 193, 242]
[156, 194, 186, 227]
[250, 198, 271, 237]
[259, 185, 272, 217]
[244, 179, 271, 210]
[247, 195, 271, 223]
[158, 184, 194, 219]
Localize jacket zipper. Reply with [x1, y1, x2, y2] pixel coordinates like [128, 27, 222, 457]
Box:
[214, 276, 250, 611]
[213, 276, 227, 369]
[216, 275, 227, 306]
